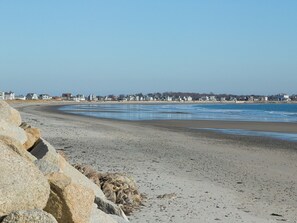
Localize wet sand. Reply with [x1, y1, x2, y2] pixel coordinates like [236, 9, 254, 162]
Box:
[16, 103, 297, 223]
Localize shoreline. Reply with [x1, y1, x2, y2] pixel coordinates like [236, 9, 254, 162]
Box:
[17, 102, 297, 150]
[16, 102, 297, 222]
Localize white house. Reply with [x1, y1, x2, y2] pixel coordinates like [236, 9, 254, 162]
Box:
[277, 94, 290, 101]
[201, 96, 209, 101]
[26, 93, 38, 100]
[166, 96, 173, 101]
[0, 91, 4, 100]
[260, 96, 268, 102]
[15, 95, 26, 100]
[76, 94, 85, 101]
[4, 92, 15, 100]
[39, 94, 52, 100]
[70, 96, 80, 102]
[88, 94, 96, 101]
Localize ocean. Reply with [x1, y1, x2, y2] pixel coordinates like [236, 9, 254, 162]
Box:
[59, 103, 297, 142]
[60, 103, 297, 122]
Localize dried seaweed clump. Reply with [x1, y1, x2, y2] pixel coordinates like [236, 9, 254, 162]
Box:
[74, 164, 144, 215]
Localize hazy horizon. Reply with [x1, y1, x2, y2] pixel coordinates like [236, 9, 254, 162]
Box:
[1, 1, 296, 96]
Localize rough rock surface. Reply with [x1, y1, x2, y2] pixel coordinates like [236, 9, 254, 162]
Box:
[30, 138, 60, 166]
[0, 141, 50, 216]
[44, 172, 94, 223]
[23, 127, 41, 150]
[0, 136, 36, 162]
[89, 204, 118, 223]
[1, 209, 57, 223]
[0, 119, 27, 144]
[0, 101, 22, 126]
[30, 138, 61, 175]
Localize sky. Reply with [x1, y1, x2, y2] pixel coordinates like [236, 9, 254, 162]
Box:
[0, 0, 296, 96]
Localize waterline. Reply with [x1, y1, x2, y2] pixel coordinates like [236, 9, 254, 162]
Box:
[198, 128, 297, 142]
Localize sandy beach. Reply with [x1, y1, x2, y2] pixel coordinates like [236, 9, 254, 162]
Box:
[16, 102, 297, 223]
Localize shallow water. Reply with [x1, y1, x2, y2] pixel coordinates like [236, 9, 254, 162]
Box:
[197, 128, 297, 142]
[60, 103, 297, 122]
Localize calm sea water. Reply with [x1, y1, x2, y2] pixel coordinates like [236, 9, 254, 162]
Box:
[59, 103, 297, 142]
[60, 103, 297, 122]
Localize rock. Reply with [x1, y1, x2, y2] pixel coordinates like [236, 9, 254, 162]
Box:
[29, 138, 128, 221]
[34, 159, 60, 175]
[30, 138, 59, 166]
[94, 197, 128, 222]
[157, 193, 177, 199]
[23, 128, 41, 150]
[89, 204, 118, 223]
[0, 119, 27, 144]
[110, 215, 130, 223]
[59, 156, 128, 221]
[0, 101, 22, 126]
[44, 172, 94, 223]
[30, 138, 62, 176]
[58, 155, 105, 198]
[73, 164, 101, 186]
[0, 141, 50, 216]
[19, 122, 31, 130]
[0, 136, 36, 162]
[1, 209, 57, 223]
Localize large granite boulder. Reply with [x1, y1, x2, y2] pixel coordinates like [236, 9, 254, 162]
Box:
[1, 209, 57, 223]
[0, 119, 27, 144]
[30, 138, 61, 175]
[0, 141, 50, 216]
[0, 136, 36, 162]
[0, 101, 22, 126]
[44, 172, 94, 223]
[23, 127, 41, 150]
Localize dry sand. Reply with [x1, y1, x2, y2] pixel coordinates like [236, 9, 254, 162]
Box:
[16, 103, 297, 223]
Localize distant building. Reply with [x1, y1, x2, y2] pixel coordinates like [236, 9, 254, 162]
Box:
[70, 96, 79, 102]
[15, 95, 26, 100]
[290, 95, 297, 101]
[260, 96, 268, 102]
[88, 94, 96, 101]
[26, 93, 38, 100]
[200, 96, 209, 101]
[76, 94, 85, 101]
[277, 94, 290, 101]
[4, 91, 15, 100]
[208, 96, 216, 101]
[39, 94, 52, 100]
[248, 96, 254, 101]
[62, 93, 72, 100]
[0, 91, 4, 100]
[166, 96, 172, 101]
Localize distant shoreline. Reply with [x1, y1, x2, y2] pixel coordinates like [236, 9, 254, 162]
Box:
[16, 102, 297, 147]
[15, 101, 297, 134]
[6, 99, 297, 105]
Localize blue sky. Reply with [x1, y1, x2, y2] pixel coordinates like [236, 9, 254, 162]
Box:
[0, 1, 296, 96]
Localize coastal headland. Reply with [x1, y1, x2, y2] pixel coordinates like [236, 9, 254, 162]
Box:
[16, 102, 297, 223]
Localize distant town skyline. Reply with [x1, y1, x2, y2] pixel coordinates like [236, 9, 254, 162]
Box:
[1, 1, 297, 95]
